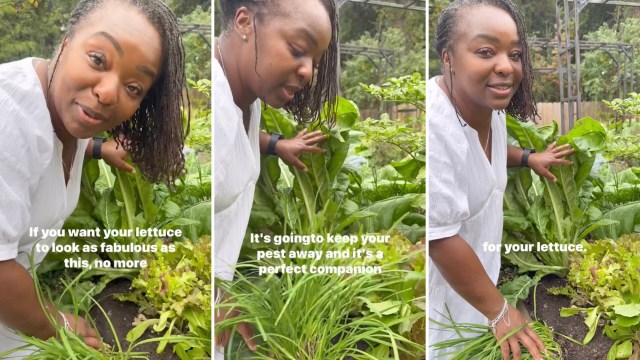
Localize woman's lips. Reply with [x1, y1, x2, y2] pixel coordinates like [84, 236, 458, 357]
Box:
[487, 83, 513, 97]
[77, 104, 106, 126]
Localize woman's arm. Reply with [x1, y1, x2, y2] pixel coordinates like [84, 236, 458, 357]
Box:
[430, 235, 546, 360]
[0, 259, 100, 348]
[0, 259, 56, 339]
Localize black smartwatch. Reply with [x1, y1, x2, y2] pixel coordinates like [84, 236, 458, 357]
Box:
[267, 132, 284, 156]
[92, 137, 106, 159]
[520, 147, 535, 167]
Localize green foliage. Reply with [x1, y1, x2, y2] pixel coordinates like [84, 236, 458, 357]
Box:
[601, 122, 640, 166]
[180, 6, 211, 85]
[503, 116, 614, 273]
[0, 0, 73, 62]
[340, 8, 425, 111]
[582, 17, 640, 102]
[247, 97, 424, 245]
[431, 316, 563, 360]
[217, 244, 425, 359]
[558, 235, 640, 354]
[360, 73, 425, 111]
[499, 274, 543, 308]
[186, 79, 212, 153]
[355, 73, 426, 173]
[121, 236, 212, 358]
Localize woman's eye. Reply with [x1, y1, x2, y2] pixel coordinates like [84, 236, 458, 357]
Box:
[126, 85, 142, 96]
[290, 45, 305, 58]
[510, 52, 523, 60]
[477, 48, 493, 57]
[89, 53, 105, 67]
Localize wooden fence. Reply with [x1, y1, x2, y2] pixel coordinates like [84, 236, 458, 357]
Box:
[536, 102, 615, 132]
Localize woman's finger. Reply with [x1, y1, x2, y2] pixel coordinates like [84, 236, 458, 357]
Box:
[526, 326, 546, 352]
[236, 323, 257, 351]
[304, 146, 325, 154]
[83, 336, 101, 349]
[499, 337, 511, 360]
[545, 141, 556, 151]
[508, 336, 521, 360]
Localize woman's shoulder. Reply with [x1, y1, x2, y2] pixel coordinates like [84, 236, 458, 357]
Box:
[0, 58, 54, 160]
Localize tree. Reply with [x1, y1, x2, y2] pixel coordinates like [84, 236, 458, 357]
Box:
[341, 6, 425, 111]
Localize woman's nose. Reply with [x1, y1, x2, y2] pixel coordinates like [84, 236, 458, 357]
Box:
[93, 75, 118, 105]
[297, 57, 314, 86]
[494, 53, 514, 76]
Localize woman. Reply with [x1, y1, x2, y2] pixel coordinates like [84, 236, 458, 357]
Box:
[0, 0, 188, 354]
[213, 0, 338, 355]
[429, 1, 573, 359]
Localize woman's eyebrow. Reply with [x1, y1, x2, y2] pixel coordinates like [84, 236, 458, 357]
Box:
[92, 31, 123, 56]
[297, 27, 318, 48]
[471, 33, 521, 46]
[137, 65, 156, 80]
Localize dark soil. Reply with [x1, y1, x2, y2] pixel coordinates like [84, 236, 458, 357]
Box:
[89, 278, 179, 360]
[522, 275, 613, 360]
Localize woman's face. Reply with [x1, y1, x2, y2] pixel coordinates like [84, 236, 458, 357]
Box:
[240, 0, 332, 108]
[49, 3, 162, 140]
[445, 5, 523, 114]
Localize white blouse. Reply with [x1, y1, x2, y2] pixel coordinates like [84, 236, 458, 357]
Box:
[0, 57, 88, 355]
[213, 58, 261, 282]
[428, 76, 508, 357]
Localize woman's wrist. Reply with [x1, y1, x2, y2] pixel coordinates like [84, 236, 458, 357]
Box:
[488, 299, 510, 331]
[58, 310, 71, 331]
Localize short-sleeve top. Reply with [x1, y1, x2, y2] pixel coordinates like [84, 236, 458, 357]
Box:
[428, 76, 508, 356]
[213, 58, 261, 281]
[0, 57, 88, 355]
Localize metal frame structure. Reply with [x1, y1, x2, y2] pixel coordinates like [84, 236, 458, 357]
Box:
[337, 0, 425, 11]
[556, 0, 640, 131]
[336, 0, 425, 79]
[178, 23, 211, 48]
[339, 44, 395, 73]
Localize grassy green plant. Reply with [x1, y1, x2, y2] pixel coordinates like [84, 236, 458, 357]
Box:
[0, 254, 194, 359]
[430, 318, 562, 360]
[217, 259, 425, 360]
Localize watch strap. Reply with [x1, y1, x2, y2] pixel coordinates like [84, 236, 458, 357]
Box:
[520, 147, 535, 167]
[267, 132, 284, 156]
[92, 137, 106, 159]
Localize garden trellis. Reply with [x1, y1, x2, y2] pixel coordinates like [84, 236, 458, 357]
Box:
[554, 0, 640, 132]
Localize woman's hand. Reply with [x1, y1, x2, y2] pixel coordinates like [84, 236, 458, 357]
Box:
[528, 142, 574, 182]
[214, 305, 257, 352]
[274, 129, 327, 171]
[493, 305, 545, 360]
[100, 139, 136, 174]
[58, 312, 101, 349]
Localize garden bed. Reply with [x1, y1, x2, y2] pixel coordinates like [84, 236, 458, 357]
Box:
[524, 275, 613, 360]
[89, 278, 179, 360]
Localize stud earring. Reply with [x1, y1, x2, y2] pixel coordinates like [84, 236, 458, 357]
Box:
[242, 34, 247, 41]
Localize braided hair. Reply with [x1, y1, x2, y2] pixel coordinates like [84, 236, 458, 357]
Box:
[434, 0, 538, 122]
[218, 0, 339, 127]
[50, 0, 189, 186]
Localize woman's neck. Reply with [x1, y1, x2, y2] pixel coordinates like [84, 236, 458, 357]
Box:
[215, 36, 257, 111]
[33, 59, 76, 148]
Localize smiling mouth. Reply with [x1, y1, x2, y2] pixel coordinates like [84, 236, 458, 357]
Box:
[487, 84, 512, 90]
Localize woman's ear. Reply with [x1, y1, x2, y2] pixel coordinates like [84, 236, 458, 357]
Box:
[233, 6, 253, 41]
[441, 49, 452, 73]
